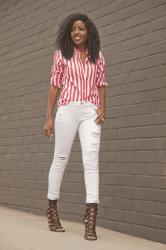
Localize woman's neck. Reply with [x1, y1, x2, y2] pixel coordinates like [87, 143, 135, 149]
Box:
[75, 45, 87, 52]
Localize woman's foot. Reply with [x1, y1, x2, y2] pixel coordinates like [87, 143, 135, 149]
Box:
[47, 199, 65, 232]
[83, 203, 98, 240]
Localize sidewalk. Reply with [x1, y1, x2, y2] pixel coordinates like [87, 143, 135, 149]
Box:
[0, 206, 165, 250]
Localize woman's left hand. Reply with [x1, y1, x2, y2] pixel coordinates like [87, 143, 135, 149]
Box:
[95, 106, 105, 125]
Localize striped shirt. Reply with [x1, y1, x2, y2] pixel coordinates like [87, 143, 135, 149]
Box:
[50, 47, 108, 107]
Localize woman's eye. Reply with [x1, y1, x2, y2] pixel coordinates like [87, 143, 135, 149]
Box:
[79, 27, 85, 30]
[71, 27, 85, 32]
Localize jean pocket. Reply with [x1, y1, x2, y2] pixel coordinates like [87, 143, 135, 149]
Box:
[55, 108, 63, 120]
[87, 107, 98, 118]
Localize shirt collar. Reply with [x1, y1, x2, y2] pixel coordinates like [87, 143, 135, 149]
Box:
[74, 47, 88, 57]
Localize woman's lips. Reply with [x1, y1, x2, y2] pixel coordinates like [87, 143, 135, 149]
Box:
[74, 36, 81, 41]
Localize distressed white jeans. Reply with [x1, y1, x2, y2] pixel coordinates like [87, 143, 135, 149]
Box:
[47, 101, 101, 204]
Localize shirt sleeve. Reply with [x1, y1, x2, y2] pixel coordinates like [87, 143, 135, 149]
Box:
[50, 50, 64, 88]
[95, 51, 108, 87]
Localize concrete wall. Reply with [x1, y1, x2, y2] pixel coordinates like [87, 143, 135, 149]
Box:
[0, 0, 166, 243]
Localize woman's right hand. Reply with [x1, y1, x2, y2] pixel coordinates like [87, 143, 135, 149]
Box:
[43, 118, 54, 138]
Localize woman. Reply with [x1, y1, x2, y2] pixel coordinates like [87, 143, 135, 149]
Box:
[43, 13, 108, 241]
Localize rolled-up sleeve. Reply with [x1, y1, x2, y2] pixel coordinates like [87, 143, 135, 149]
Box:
[50, 50, 64, 88]
[95, 51, 108, 87]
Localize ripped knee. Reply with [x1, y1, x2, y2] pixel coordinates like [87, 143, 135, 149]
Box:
[53, 154, 69, 163]
[83, 150, 99, 165]
[58, 155, 67, 161]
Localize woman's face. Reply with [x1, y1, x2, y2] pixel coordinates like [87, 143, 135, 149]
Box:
[70, 20, 88, 48]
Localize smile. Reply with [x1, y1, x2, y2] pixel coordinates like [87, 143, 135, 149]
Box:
[74, 37, 81, 40]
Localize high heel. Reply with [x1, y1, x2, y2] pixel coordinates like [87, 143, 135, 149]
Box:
[83, 203, 98, 240]
[47, 199, 65, 232]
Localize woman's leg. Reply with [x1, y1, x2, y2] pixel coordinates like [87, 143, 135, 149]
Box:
[78, 106, 101, 240]
[78, 108, 101, 204]
[47, 106, 79, 200]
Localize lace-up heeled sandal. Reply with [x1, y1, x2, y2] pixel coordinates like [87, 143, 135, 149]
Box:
[47, 199, 65, 232]
[83, 203, 98, 240]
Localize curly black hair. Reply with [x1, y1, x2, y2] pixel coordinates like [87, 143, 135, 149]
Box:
[55, 13, 100, 64]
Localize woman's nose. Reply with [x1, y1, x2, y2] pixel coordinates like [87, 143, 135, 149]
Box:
[74, 29, 79, 35]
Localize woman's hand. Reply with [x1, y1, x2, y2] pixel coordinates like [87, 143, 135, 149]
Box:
[95, 106, 105, 125]
[43, 118, 54, 138]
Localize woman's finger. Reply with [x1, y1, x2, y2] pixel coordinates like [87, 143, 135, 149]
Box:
[43, 126, 51, 137]
[95, 114, 105, 124]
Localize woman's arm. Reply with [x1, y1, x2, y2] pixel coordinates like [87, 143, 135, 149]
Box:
[44, 85, 59, 138]
[46, 85, 59, 120]
[95, 86, 106, 125]
[98, 86, 105, 109]
[44, 49, 64, 137]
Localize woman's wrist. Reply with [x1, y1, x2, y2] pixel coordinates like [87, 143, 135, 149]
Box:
[46, 115, 52, 121]
[99, 105, 105, 110]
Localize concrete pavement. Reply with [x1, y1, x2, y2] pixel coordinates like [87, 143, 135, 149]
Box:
[0, 206, 165, 250]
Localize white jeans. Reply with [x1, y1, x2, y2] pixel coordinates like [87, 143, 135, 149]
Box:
[47, 101, 101, 204]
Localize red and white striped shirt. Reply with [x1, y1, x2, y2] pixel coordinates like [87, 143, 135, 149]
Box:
[50, 47, 108, 107]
